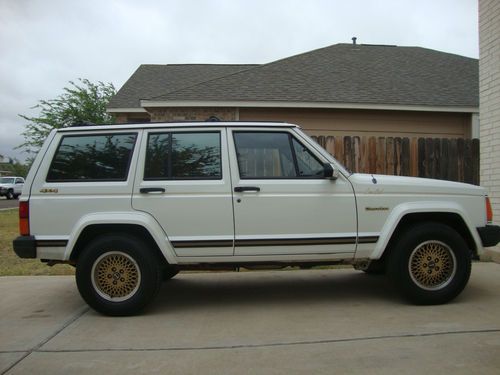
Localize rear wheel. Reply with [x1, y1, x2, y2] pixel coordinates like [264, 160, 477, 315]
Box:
[76, 234, 162, 316]
[387, 222, 471, 305]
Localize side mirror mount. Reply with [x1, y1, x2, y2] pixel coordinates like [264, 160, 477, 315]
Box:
[323, 163, 339, 180]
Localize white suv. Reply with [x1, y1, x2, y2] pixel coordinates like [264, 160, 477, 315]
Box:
[0, 176, 24, 199]
[12, 122, 500, 315]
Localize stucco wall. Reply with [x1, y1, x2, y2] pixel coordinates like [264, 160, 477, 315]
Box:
[147, 107, 238, 122]
[116, 107, 472, 139]
[239, 108, 472, 138]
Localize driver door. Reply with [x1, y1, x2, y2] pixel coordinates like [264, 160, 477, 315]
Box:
[228, 128, 357, 257]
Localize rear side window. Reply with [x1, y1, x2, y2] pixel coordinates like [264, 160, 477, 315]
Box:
[46, 133, 137, 182]
[144, 132, 221, 180]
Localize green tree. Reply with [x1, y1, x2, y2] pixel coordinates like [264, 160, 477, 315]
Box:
[0, 155, 29, 177]
[17, 79, 116, 158]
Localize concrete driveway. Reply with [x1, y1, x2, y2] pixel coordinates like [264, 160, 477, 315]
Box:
[1, 263, 500, 374]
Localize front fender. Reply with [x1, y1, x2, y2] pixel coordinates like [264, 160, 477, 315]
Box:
[64, 211, 177, 264]
[370, 201, 483, 260]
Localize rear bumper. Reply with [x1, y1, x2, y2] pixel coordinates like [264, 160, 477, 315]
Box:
[13, 236, 36, 258]
[477, 225, 500, 247]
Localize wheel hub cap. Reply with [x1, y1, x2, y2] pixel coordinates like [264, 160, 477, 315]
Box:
[91, 251, 141, 301]
[409, 241, 456, 291]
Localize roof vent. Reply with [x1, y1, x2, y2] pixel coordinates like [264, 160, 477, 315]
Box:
[352, 37, 357, 45]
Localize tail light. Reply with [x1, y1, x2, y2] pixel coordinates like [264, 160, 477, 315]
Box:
[486, 196, 493, 223]
[19, 200, 30, 236]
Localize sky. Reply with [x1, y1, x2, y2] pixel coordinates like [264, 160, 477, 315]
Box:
[0, 0, 479, 162]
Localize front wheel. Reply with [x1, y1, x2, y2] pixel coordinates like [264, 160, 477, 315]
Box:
[387, 222, 471, 305]
[6, 190, 14, 200]
[76, 234, 162, 316]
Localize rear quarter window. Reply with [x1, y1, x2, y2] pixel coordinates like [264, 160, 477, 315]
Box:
[46, 133, 138, 182]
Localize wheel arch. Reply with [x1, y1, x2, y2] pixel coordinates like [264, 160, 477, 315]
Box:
[371, 202, 482, 262]
[64, 212, 177, 265]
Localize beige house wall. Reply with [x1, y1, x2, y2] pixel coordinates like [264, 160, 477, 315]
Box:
[479, 0, 500, 260]
[146, 107, 237, 122]
[239, 108, 472, 138]
[115, 107, 473, 140]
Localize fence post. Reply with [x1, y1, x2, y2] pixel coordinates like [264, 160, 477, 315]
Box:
[472, 139, 480, 185]
[440, 139, 449, 181]
[457, 138, 465, 182]
[448, 139, 458, 181]
[401, 138, 410, 176]
[376, 137, 386, 174]
[386, 137, 394, 175]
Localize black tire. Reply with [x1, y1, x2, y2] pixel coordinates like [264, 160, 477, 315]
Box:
[162, 267, 179, 281]
[6, 190, 14, 200]
[362, 260, 385, 275]
[387, 222, 471, 305]
[76, 234, 162, 316]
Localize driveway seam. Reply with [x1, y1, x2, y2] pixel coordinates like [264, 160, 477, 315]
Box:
[31, 328, 500, 353]
[1, 306, 89, 375]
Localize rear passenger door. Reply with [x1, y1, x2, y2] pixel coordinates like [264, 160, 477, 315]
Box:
[132, 128, 234, 257]
[228, 128, 357, 257]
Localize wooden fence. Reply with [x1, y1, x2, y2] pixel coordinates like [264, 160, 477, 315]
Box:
[311, 136, 480, 185]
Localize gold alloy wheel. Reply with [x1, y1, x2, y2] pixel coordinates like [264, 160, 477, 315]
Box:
[408, 240, 457, 291]
[91, 251, 141, 302]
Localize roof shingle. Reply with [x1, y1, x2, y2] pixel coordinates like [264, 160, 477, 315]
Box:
[108, 64, 258, 108]
[109, 44, 478, 109]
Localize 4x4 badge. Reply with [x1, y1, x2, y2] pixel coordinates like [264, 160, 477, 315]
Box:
[40, 188, 58, 193]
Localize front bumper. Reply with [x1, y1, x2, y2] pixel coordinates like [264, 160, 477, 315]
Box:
[477, 225, 500, 247]
[13, 236, 36, 258]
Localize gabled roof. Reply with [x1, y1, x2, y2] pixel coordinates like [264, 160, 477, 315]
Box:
[108, 64, 258, 109]
[109, 43, 479, 111]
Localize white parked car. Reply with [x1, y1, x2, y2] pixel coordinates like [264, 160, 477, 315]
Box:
[12, 122, 500, 315]
[0, 176, 24, 199]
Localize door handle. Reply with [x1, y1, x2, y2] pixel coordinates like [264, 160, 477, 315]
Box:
[234, 186, 261, 193]
[140, 187, 165, 194]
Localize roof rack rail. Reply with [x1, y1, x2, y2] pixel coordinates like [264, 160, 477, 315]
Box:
[70, 121, 97, 127]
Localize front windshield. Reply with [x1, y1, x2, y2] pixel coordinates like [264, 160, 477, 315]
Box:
[0, 178, 14, 184]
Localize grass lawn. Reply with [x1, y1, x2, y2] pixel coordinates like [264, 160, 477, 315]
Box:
[0, 209, 74, 276]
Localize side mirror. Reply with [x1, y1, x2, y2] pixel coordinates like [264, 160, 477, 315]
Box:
[323, 163, 339, 180]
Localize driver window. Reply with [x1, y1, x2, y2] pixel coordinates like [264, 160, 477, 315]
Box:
[233, 131, 324, 179]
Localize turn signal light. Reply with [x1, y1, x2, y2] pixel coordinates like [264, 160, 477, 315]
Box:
[486, 196, 493, 223]
[19, 201, 30, 236]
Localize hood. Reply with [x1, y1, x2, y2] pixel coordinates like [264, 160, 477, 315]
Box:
[348, 174, 485, 197]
